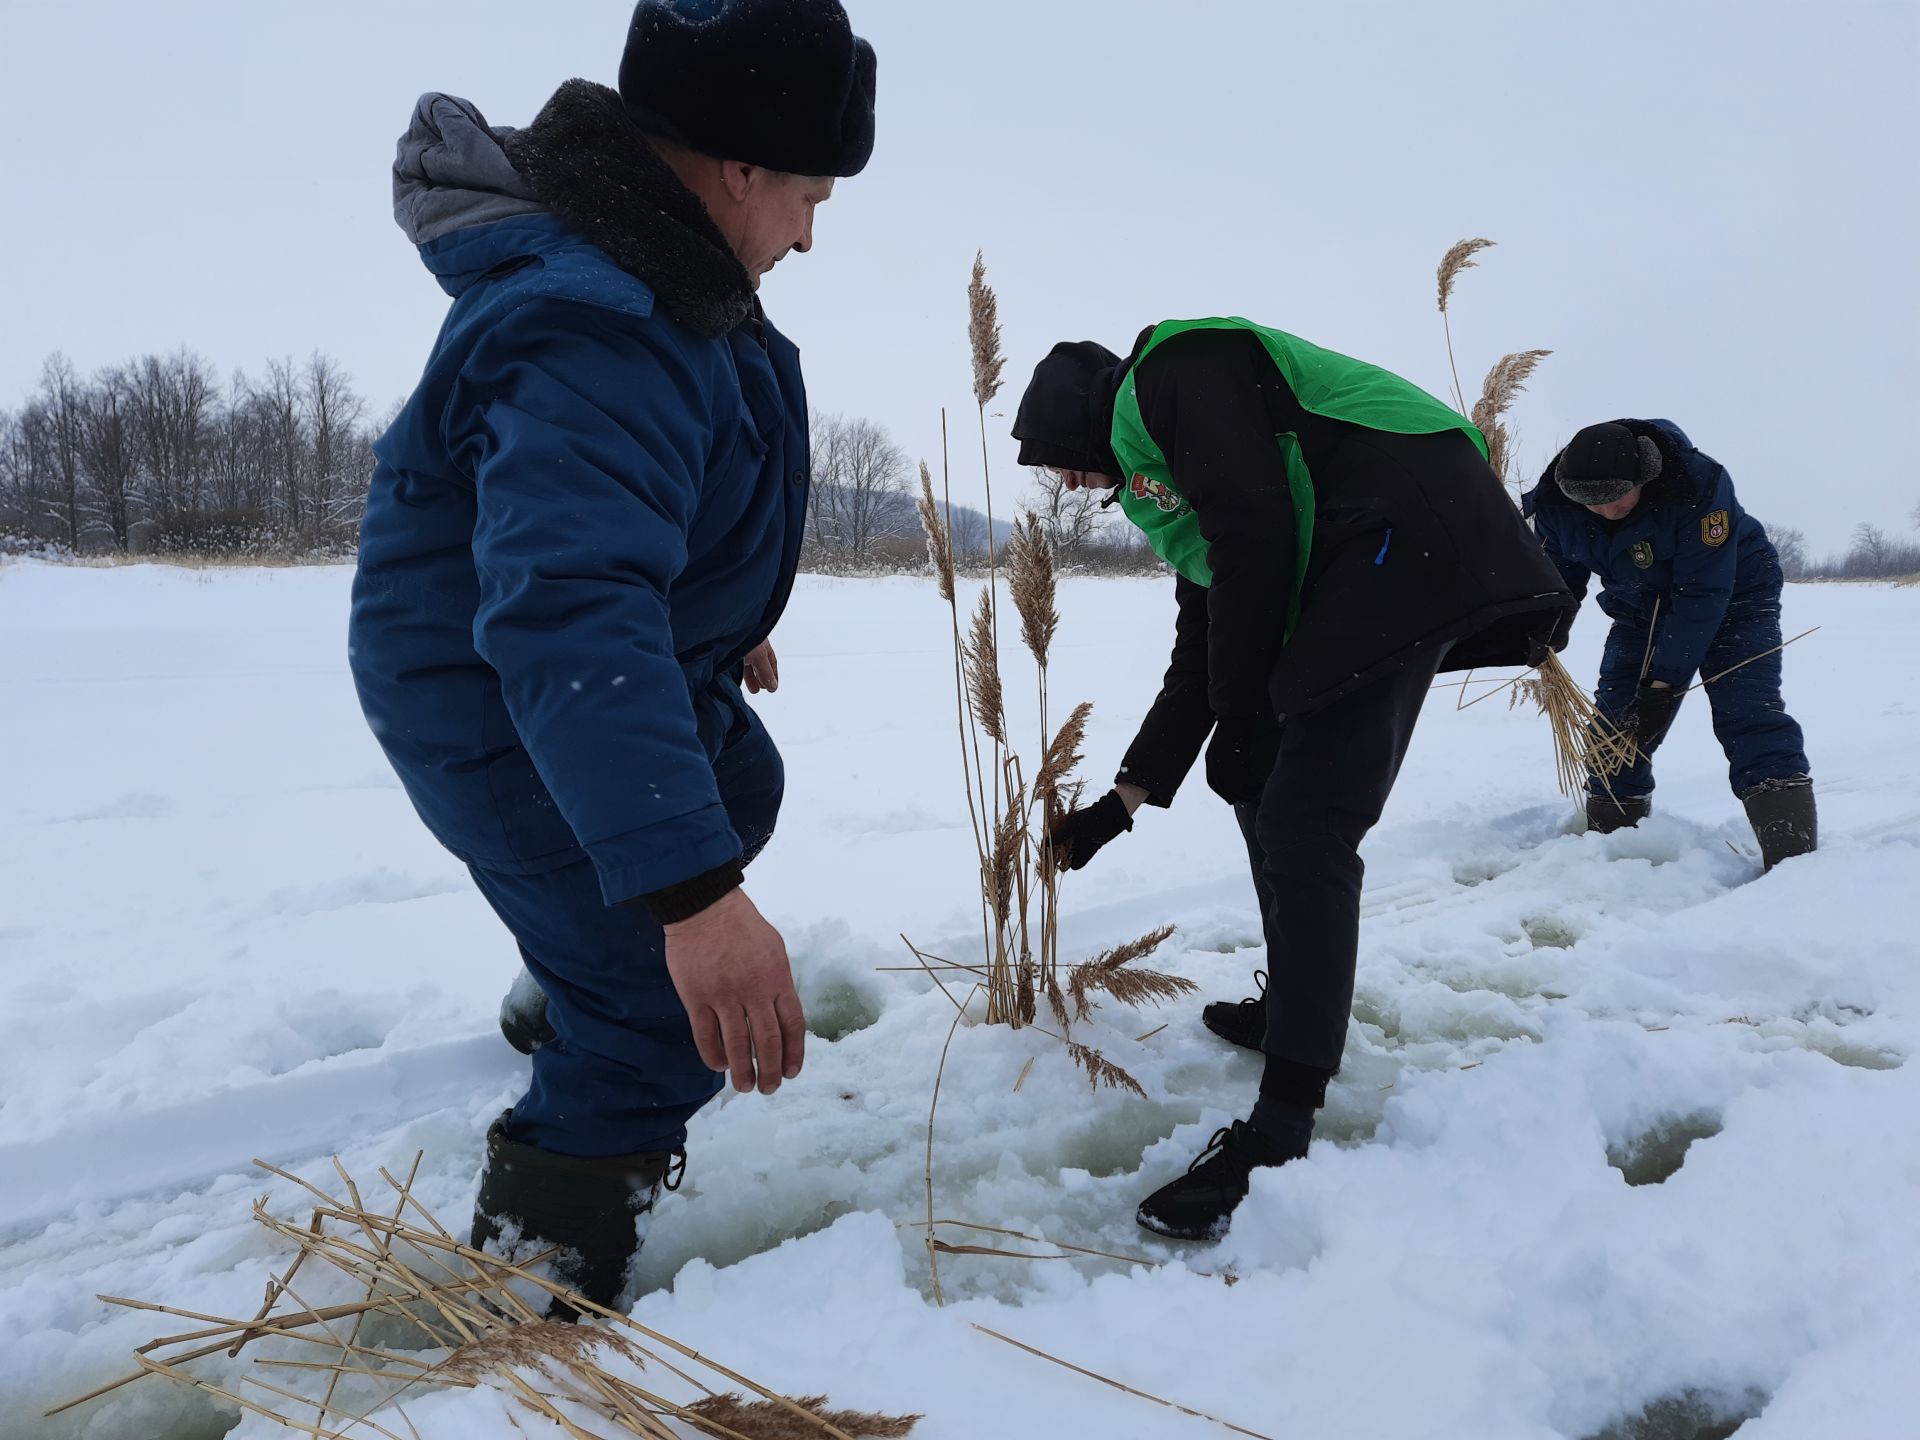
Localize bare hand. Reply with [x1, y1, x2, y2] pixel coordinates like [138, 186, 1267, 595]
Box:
[663, 889, 805, 1094]
[742, 641, 779, 694]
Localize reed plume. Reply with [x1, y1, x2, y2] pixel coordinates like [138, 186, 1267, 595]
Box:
[686, 1394, 920, 1440]
[1436, 237, 1495, 312]
[1036, 702, 1094, 797]
[963, 591, 1005, 746]
[1471, 348, 1553, 487]
[968, 250, 1006, 409]
[1065, 924, 1186, 1020]
[1068, 1043, 1149, 1098]
[1006, 515, 1058, 668]
[916, 460, 954, 603]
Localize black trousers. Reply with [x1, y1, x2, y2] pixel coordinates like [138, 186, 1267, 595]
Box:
[1232, 644, 1450, 1107]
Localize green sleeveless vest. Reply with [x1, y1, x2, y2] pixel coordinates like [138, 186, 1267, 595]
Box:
[1109, 317, 1487, 638]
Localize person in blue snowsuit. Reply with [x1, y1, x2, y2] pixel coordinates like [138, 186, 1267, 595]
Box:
[1524, 420, 1816, 869]
[347, 0, 876, 1310]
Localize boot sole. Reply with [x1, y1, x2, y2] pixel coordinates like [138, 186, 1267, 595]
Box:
[1136, 1207, 1230, 1243]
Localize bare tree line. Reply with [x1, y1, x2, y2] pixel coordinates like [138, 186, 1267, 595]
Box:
[1769, 518, 1920, 582]
[1, 363, 1164, 575]
[0, 350, 385, 558]
[801, 409, 1158, 575]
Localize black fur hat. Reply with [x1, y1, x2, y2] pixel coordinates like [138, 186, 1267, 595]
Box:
[1556, 421, 1663, 506]
[619, 0, 877, 178]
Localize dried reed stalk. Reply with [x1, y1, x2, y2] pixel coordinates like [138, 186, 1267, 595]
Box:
[1684, 625, 1820, 693]
[1436, 237, 1496, 413]
[916, 1219, 1166, 1270]
[923, 983, 982, 1305]
[54, 1158, 916, 1439]
[972, 1325, 1274, 1440]
[903, 251, 1189, 1289]
[1471, 348, 1553, 487]
[918, 426, 995, 991]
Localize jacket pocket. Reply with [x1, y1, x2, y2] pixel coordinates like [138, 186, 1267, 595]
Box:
[484, 745, 582, 864]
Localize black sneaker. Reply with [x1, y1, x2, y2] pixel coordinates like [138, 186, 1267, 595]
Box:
[1201, 970, 1267, 1052]
[1137, 1120, 1307, 1241]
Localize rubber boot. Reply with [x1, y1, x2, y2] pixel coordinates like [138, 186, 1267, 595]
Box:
[1587, 793, 1652, 834]
[498, 966, 557, 1056]
[1741, 776, 1817, 871]
[470, 1112, 683, 1315]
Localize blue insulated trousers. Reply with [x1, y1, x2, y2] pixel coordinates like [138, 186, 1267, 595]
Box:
[1590, 558, 1810, 801]
[469, 700, 784, 1157]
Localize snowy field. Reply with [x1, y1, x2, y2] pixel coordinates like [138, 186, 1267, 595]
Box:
[2, 560, 1916, 1440]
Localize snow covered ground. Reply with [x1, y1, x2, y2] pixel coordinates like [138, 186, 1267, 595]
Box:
[1, 561, 1915, 1439]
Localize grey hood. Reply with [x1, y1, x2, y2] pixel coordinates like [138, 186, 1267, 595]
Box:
[391, 81, 758, 337]
[393, 93, 546, 246]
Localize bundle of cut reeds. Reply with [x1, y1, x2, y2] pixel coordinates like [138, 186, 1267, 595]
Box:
[1508, 651, 1639, 797]
[51, 1155, 918, 1440]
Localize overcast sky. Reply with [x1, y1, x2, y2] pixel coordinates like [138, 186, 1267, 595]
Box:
[1, 0, 1914, 552]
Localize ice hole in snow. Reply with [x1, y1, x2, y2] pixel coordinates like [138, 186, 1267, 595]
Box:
[802, 979, 885, 1041]
[1581, 1386, 1769, 1440]
[1521, 913, 1581, 949]
[1607, 1112, 1724, 1187]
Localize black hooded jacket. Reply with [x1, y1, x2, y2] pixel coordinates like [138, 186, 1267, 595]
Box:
[1014, 326, 1574, 805]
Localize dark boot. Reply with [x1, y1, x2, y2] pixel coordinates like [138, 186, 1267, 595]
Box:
[498, 967, 557, 1056]
[1201, 970, 1267, 1053]
[470, 1113, 684, 1314]
[1137, 1120, 1308, 1242]
[1587, 793, 1652, 834]
[1741, 775, 1817, 871]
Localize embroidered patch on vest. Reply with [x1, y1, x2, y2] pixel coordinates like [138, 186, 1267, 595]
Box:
[1631, 540, 1654, 569]
[1129, 473, 1185, 514]
[1701, 510, 1731, 547]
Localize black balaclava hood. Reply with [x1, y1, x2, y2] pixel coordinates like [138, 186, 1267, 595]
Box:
[1011, 341, 1125, 478]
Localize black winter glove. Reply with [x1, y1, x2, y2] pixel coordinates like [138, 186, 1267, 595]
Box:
[1044, 791, 1133, 872]
[1205, 711, 1283, 807]
[1528, 606, 1579, 666]
[1621, 682, 1682, 752]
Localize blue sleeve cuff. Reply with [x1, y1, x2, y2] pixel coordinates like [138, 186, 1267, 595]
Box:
[586, 802, 744, 907]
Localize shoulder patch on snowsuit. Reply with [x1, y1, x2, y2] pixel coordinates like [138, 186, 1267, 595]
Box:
[1701, 510, 1731, 547]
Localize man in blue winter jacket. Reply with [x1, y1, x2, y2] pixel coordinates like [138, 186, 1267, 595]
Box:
[347, 0, 876, 1310]
[1525, 420, 1816, 870]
